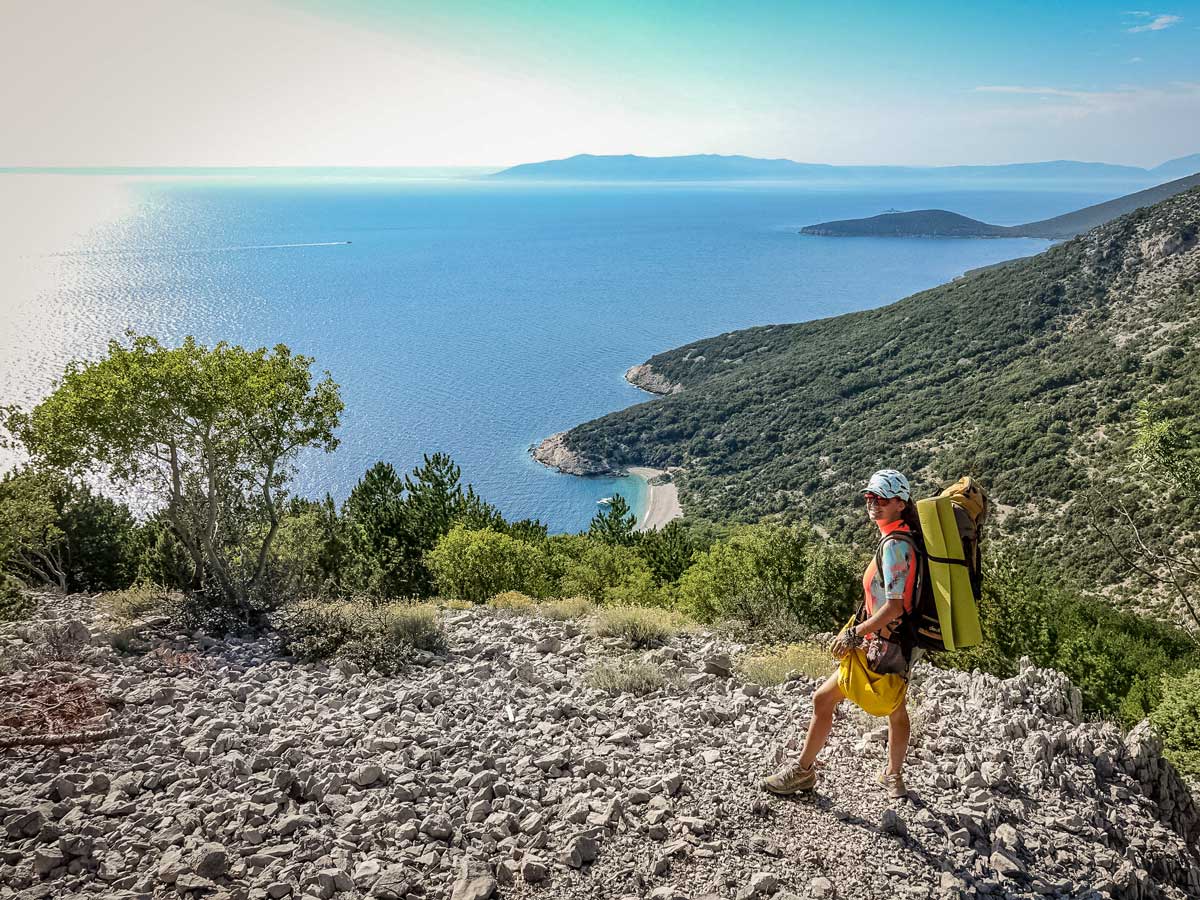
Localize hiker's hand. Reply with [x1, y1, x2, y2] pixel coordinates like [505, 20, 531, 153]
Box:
[830, 628, 856, 659]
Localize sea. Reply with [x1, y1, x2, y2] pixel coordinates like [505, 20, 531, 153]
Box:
[0, 172, 1143, 531]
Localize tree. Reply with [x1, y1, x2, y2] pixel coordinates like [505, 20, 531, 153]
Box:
[1089, 403, 1200, 632]
[426, 525, 552, 603]
[343, 453, 549, 598]
[589, 493, 638, 546]
[675, 523, 857, 627]
[7, 334, 342, 617]
[639, 520, 694, 584]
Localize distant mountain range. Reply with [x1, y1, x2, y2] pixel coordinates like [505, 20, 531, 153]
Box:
[492, 152, 1200, 182]
[799, 172, 1200, 239]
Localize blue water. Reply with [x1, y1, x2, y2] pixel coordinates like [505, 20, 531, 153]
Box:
[0, 176, 1125, 531]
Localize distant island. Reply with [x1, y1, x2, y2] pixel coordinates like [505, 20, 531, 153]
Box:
[800, 171, 1200, 239]
[492, 152, 1200, 183]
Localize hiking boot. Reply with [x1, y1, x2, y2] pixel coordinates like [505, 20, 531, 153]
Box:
[761, 759, 817, 795]
[882, 771, 907, 799]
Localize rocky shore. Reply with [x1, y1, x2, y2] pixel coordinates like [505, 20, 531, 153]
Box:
[2, 594, 1199, 900]
[624, 365, 682, 397]
[529, 432, 614, 477]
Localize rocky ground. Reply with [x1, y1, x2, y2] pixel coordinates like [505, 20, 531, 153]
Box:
[2, 594, 1198, 900]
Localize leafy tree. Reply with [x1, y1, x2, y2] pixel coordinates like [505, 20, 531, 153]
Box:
[425, 525, 551, 603]
[557, 538, 663, 606]
[1090, 403, 1200, 631]
[639, 520, 695, 584]
[589, 493, 638, 546]
[1150, 668, 1200, 778]
[6, 334, 342, 618]
[343, 454, 548, 598]
[676, 523, 857, 628]
[0, 467, 136, 592]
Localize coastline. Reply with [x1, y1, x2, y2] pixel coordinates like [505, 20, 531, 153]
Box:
[626, 466, 682, 531]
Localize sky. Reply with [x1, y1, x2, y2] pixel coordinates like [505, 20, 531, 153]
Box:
[2, 0, 1198, 168]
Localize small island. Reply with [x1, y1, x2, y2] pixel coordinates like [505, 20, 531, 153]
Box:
[800, 170, 1200, 240]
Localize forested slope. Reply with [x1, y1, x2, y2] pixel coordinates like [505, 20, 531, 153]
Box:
[555, 187, 1200, 597]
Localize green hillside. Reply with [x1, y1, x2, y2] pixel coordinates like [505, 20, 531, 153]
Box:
[553, 187, 1200, 604]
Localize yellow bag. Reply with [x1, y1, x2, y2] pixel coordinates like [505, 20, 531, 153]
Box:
[837, 645, 908, 718]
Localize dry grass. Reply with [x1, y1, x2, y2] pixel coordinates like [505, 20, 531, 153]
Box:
[587, 657, 672, 696]
[487, 591, 538, 616]
[537, 596, 595, 621]
[100, 584, 170, 623]
[736, 642, 833, 686]
[591, 606, 688, 649]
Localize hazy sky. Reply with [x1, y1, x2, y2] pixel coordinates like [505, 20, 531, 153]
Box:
[3, 0, 1198, 167]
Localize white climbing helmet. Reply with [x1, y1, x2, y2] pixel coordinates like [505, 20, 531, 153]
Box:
[862, 469, 911, 502]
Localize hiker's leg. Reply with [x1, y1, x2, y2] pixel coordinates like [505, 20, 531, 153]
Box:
[797, 674, 845, 768]
[886, 701, 911, 775]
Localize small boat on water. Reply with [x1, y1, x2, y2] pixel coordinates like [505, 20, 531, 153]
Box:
[597, 496, 613, 505]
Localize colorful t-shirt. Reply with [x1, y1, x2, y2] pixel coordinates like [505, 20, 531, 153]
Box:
[860, 520, 918, 651]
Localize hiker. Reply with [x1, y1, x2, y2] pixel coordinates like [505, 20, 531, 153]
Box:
[762, 469, 920, 800]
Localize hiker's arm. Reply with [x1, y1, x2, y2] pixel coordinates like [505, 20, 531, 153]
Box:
[853, 596, 904, 638]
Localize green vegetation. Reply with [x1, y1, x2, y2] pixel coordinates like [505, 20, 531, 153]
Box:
[6, 333, 342, 621]
[276, 599, 445, 674]
[1150, 669, 1200, 778]
[560, 187, 1200, 600]
[676, 523, 858, 628]
[0, 467, 137, 593]
[487, 590, 539, 616]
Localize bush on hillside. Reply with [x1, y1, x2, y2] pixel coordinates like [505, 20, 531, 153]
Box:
[0, 466, 139, 593]
[556, 539, 663, 606]
[675, 523, 858, 628]
[1150, 668, 1200, 778]
[488, 590, 538, 616]
[591, 605, 685, 648]
[277, 598, 445, 674]
[941, 554, 1200, 721]
[538, 596, 595, 621]
[1, 576, 35, 623]
[587, 657, 671, 696]
[426, 525, 552, 603]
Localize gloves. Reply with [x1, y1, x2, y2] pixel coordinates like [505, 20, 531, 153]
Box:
[830, 627, 864, 659]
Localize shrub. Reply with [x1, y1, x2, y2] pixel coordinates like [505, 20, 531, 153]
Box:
[276, 598, 446, 675]
[737, 642, 833, 686]
[488, 590, 538, 616]
[587, 657, 671, 695]
[538, 596, 595, 621]
[675, 523, 858, 628]
[426, 525, 551, 603]
[557, 539, 664, 607]
[0, 576, 36, 623]
[591, 606, 686, 648]
[1150, 668, 1200, 778]
[101, 584, 170, 622]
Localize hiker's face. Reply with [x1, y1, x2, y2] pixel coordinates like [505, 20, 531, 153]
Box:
[865, 493, 903, 524]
